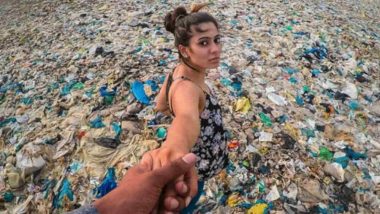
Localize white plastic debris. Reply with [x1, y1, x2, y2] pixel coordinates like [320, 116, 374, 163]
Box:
[265, 185, 281, 202]
[259, 132, 273, 142]
[267, 93, 288, 106]
[323, 162, 345, 182]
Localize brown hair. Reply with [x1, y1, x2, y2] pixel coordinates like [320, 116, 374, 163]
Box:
[164, 4, 219, 54]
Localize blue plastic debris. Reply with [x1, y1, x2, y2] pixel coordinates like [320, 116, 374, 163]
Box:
[258, 165, 270, 174]
[311, 69, 321, 77]
[226, 161, 236, 174]
[302, 42, 328, 60]
[220, 77, 243, 97]
[296, 95, 304, 106]
[334, 156, 350, 168]
[238, 201, 253, 209]
[129, 46, 142, 54]
[111, 122, 122, 139]
[3, 192, 14, 202]
[53, 178, 74, 208]
[99, 84, 117, 105]
[131, 80, 151, 105]
[89, 116, 106, 128]
[230, 79, 243, 96]
[0, 117, 16, 128]
[69, 161, 83, 174]
[276, 114, 288, 123]
[21, 97, 33, 105]
[289, 76, 298, 84]
[348, 100, 360, 111]
[158, 59, 167, 66]
[95, 168, 117, 198]
[310, 204, 328, 214]
[42, 178, 57, 199]
[301, 128, 315, 139]
[60, 81, 78, 96]
[145, 80, 158, 92]
[362, 168, 372, 180]
[344, 147, 367, 160]
[282, 67, 299, 75]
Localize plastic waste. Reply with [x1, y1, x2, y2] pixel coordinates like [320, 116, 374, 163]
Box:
[267, 93, 287, 106]
[111, 122, 122, 139]
[247, 202, 268, 214]
[319, 146, 334, 161]
[259, 113, 272, 127]
[323, 162, 345, 182]
[283, 183, 298, 200]
[342, 82, 358, 99]
[265, 185, 280, 202]
[53, 178, 74, 208]
[344, 147, 367, 160]
[131, 80, 152, 105]
[89, 116, 106, 128]
[99, 84, 117, 105]
[94, 137, 120, 149]
[16, 143, 46, 176]
[258, 132, 273, 142]
[299, 179, 329, 203]
[95, 168, 117, 198]
[0, 117, 16, 128]
[235, 97, 251, 113]
[156, 127, 167, 140]
[3, 191, 14, 202]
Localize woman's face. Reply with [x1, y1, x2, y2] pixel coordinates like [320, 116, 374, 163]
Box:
[184, 22, 222, 69]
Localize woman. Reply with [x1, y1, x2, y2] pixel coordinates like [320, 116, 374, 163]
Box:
[143, 4, 228, 213]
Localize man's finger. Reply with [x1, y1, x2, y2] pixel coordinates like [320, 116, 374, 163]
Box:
[175, 181, 188, 196]
[152, 153, 197, 186]
[164, 196, 186, 212]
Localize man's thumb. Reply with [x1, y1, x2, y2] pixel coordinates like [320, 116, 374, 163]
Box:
[153, 153, 197, 186]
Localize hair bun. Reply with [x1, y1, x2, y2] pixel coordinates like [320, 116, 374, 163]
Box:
[190, 3, 209, 13]
[164, 6, 188, 34]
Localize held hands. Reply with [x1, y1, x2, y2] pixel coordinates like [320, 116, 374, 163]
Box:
[94, 153, 197, 214]
[141, 147, 199, 213]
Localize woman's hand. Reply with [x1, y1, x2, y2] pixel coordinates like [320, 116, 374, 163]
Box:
[141, 147, 199, 213]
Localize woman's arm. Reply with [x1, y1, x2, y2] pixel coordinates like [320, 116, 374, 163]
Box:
[163, 80, 201, 152]
[144, 80, 201, 167]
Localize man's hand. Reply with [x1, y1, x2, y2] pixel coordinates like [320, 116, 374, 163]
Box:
[140, 147, 199, 213]
[94, 153, 197, 214]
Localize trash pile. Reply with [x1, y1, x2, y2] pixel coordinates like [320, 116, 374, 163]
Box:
[0, 0, 379, 213]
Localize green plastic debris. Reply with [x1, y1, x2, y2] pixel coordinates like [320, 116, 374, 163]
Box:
[319, 146, 334, 161]
[3, 191, 14, 202]
[259, 113, 272, 127]
[257, 180, 266, 193]
[71, 82, 85, 90]
[156, 127, 167, 139]
[303, 85, 311, 93]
